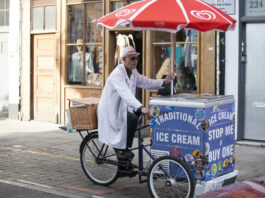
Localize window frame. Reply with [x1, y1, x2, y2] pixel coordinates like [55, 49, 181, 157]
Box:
[31, 4, 57, 34]
[65, 1, 104, 87]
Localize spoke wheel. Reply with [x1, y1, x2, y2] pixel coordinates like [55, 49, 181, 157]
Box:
[148, 156, 195, 198]
[80, 133, 119, 185]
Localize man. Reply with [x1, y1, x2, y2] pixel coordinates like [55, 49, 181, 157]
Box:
[97, 46, 175, 159]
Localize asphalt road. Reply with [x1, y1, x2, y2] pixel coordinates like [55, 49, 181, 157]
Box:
[0, 182, 67, 198]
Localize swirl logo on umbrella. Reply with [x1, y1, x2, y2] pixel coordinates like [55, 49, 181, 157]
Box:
[154, 21, 166, 27]
[190, 10, 216, 20]
[115, 9, 136, 17]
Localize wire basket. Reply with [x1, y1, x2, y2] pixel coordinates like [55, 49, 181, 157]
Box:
[68, 97, 100, 130]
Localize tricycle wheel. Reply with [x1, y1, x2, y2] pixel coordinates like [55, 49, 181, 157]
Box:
[147, 156, 195, 198]
[80, 132, 119, 185]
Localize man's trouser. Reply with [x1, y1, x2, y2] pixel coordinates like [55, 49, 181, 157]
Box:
[126, 111, 139, 148]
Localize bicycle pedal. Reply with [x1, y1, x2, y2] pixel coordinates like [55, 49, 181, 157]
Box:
[128, 170, 138, 177]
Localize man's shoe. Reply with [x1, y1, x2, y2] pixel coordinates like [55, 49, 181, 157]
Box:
[114, 149, 134, 160]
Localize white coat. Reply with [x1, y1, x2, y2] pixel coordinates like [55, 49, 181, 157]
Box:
[98, 64, 163, 149]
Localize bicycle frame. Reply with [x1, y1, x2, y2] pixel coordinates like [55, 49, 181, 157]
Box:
[135, 114, 156, 184]
[79, 114, 160, 184]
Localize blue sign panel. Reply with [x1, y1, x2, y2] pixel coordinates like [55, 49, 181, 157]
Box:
[150, 102, 235, 181]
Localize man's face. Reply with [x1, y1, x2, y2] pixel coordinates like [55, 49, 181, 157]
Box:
[123, 54, 138, 70]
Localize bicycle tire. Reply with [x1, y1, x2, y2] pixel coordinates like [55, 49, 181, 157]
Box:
[80, 132, 119, 185]
[147, 155, 195, 198]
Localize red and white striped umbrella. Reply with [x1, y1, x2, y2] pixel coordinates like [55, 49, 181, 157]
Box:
[97, 0, 236, 33]
[97, 0, 236, 94]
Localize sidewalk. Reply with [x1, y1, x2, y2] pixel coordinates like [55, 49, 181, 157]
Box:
[0, 119, 265, 198]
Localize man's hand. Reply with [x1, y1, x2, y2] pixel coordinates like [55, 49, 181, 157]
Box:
[163, 72, 176, 85]
[141, 107, 150, 115]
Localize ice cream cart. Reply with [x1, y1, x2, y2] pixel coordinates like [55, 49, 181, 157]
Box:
[149, 94, 238, 196]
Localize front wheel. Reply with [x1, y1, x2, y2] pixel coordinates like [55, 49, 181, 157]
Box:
[80, 132, 119, 185]
[147, 156, 195, 198]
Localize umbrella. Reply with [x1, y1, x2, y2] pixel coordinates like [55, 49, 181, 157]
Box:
[97, 0, 236, 94]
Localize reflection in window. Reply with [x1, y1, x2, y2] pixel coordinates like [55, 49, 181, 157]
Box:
[45, 6, 56, 31]
[68, 5, 83, 43]
[67, 1, 103, 87]
[86, 3, 103, 43]
[112, 2, 125, 11]
[33, 7, 44, 31]
[153, 30, 198, 92]
[32, 5, 56, 31]
[0, 0, 9, 26]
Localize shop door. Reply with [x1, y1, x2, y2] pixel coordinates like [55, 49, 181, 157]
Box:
[244, 23, 265, 141]
[33, 34, 58, 123]
[0, 33, 8, 112]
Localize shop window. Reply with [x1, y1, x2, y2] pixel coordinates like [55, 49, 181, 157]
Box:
[66, 1, 103, 87]
[112, 1, 126, 11]
[0, 0, 9, 26]
[32, 5, 56, 31]
[111, 0, 138, 12]
[153, 30, 198, 92]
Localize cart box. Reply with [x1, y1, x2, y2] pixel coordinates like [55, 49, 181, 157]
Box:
[149, 94, 236, 181]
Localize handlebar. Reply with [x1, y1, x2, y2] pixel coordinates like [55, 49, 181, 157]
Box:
[138, 114, 144, 127]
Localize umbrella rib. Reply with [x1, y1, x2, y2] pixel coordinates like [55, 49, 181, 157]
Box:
[177, 0, 190, 28]
[196, 0, 234, 30]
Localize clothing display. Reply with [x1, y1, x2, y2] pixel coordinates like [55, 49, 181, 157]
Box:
[69, 7, 83, 43]
[68, 52, 94, 83]
[184, 30, 197, 68]
[115, 34, 136, 65]
[161, 45, 169, 63]
[156, 58, 171, 79]
[86, 16, 92, 42]
[167, 44, 185, 66]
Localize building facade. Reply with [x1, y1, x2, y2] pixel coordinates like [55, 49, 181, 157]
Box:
[0, 0, 9, 117]
[0, 0, 20, 119]
[20, 0, 216, 124]
[18, 0, 264, 141]
[237, 0, 265, 141]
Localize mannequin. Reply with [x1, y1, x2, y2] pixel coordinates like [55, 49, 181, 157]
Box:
[68, 39, 94, 84]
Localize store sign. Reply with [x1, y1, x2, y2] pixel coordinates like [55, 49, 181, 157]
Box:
[203, 0, 235, 15]
[245, 0, 265, 16]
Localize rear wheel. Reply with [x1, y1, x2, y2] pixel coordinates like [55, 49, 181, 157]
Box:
[80, 133, 119, 185]
[147, 156, 195, 198]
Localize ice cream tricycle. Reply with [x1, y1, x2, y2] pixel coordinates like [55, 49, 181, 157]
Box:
[67, 0, 238, 197]
[68, 94, 238, 198]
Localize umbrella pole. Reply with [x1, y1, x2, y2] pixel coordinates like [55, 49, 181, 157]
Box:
[170, 33, 174, 95]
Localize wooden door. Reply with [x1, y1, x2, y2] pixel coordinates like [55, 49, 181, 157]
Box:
[33, 34, 58, 123]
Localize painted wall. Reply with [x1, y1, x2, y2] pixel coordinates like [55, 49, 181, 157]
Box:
[20, 0, 31, 121]
[8, 0, 21, 119]
[0, 31, 8, 113]
[224, 0, 240, 138]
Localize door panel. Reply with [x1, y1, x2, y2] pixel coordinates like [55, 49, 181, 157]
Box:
[244, 24, 265, 140]
[33, 34, 58, 123]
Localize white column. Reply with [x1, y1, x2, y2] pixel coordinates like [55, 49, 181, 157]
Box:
[225, 0, 240, 138]
[8, 0, 21, 119]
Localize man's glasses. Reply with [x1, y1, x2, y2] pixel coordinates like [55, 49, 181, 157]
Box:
[130, 56, 138, 61]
